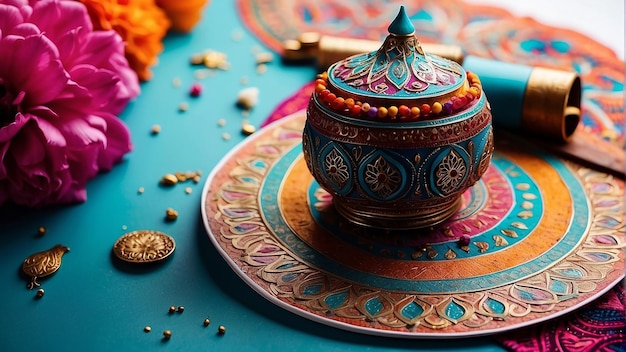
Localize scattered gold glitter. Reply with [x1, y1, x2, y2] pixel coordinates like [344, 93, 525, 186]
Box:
[242, 122, 256, 136]
[151, 124, 161, 135]
[178, 102, 189, 112]
[222, 132, 231, 141]
[203, 318, 211, 327]
[36, 288, 45, 298]
[217, 325, 226, 335]
[137, 187, 145, 194]
[236, 87, 259, 110]
[240, 76, 248, 85]
[165, 208, 178, 221]
[22, 244, 70, 290]
[255, 52, 273, 65]
[256, 64, 267, 75]
[185, 187, 192, 195]
[217, 118, 226, 127]
[113, 230, 176, 263]
[163, 330, 172, 339]
[172, 77, 181, 88]
[161, 174, 178, 186]
[144, 326, 151, 333]
[37, 226, 46, 236]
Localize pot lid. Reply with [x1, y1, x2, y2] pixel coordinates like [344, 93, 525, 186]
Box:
[316, 6, 482, 121]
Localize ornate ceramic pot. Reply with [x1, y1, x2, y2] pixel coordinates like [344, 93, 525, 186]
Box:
[302, 7, 494, 229]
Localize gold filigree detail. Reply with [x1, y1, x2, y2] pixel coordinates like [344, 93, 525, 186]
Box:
[113, 230, 175, 263]
[22, 244, 70, 290]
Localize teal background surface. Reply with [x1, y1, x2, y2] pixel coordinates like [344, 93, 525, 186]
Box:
[0, 1, 504, 350]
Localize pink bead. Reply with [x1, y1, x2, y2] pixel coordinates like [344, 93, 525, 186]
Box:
[189, 83, 202, 97]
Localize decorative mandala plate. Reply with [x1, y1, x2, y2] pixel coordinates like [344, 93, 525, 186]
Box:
[201, 110, 624, 338]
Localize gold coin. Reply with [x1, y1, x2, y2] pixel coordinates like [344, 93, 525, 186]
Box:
[113, 230, 175, 263]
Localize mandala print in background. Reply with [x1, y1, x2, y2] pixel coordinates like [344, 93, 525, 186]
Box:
[239, 0, 624, 144]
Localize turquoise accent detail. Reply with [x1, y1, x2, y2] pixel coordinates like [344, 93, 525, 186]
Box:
[277, 263, 296, 270]
[401, 302, 424, 320]
[518, 290, 534, 301]
[463, 56, 531, 130]
[325, 290, 348, 309]
[411, 9, 432, 21]
[445, 300, 465, 320]
[252, 159, 267, 169]
[281, 273, 298, 282]
[365, 297, 384, 316]
[485, 298, 505, 315]
[551, 40, 571, 54]
[303, 284, 323, 296]
[550, 280, 568, 294]
[388, 6, 415, 35]
[558, 268, 584, 278]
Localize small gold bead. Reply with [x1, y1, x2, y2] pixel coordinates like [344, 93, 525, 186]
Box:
[165, 208, 178, 221]
[185, 187, 192, 195]
[178, 102, 189, 112]
[163, 330, 172, 339]
[161, 174, 178, 186]
[177, 306, 185, 313]
[151, 124, 161, 135]
[37, 226, 47, 236]
[192, 175, 201, 183]
[217, 118, 226, 127]
[137, 187, 144, 194]
[144, 326, 151, 333]
[36, 288, 45, 298]
[175, 172, 187, 182]
[217, 325, 226, 335]
[242, 123, 256, 136]
[203, 318, 211, 327]
[222, 132, 231, 141]
[168, 306, 176, 313]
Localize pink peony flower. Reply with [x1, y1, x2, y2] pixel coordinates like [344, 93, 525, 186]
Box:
[0, 0, 140, 207]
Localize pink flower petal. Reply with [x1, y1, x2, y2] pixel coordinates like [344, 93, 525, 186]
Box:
[28, 0, 92, 42]
[0, 34, 69, 106]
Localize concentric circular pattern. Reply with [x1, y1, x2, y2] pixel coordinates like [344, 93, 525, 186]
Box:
[202, 111, 624, 338]
[113, 230, 176, 263]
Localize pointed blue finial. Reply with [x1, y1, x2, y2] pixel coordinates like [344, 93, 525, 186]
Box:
[387, 6, 415, 36]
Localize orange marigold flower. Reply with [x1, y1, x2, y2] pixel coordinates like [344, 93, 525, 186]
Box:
[79, 0, 171, 81]
[156, 0, 209, 33]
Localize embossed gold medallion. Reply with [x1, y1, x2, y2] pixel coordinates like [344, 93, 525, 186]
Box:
[22, 244, 70, 290]
[113, 230, 175, 263]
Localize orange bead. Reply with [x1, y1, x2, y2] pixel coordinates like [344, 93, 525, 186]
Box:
[349, 105, 361, 116]
[431, 102, 442, 114]
[331, 97, 345, 110]
[388, 106, 398, 118]
[420, 104, 431, 115]
[398, 105, 410, 118]
[410, 107, 420, 118]
[377, 107, 388, 118]
[315, 84, 326, 93]
[344, 98, 355, 108]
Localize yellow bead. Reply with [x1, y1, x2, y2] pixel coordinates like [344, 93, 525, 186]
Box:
[432, 102, 443, 114]
[344, 98, 355, 108]
[377, 107, 388, 118]
[410, 107, 420, 117]
[388, 106, 398, 118]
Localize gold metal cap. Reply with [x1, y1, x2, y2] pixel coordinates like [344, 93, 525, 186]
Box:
[521, 67, 581, 142]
